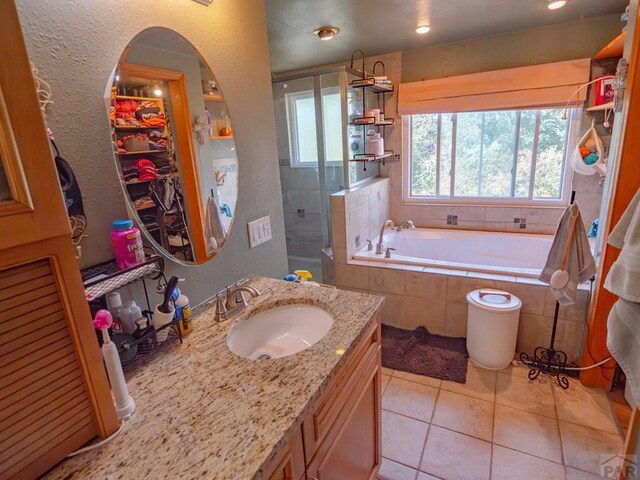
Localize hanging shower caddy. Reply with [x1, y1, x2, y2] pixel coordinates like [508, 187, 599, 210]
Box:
[348, 50, 396, 171]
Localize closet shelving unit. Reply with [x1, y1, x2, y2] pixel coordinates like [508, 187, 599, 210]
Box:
[348, 52, 396, 171]
[111, 92, 193, 261]
[203, 93, 234, 140]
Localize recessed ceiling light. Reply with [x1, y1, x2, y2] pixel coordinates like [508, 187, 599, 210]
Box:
[153, 88, 163, 97]
[547, 0, 567, 9]
[415, 25, 431, 34]
[313, 26, 340, 41]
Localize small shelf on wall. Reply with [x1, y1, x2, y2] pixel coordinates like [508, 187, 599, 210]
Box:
[115, 95, 164, 102]
[210, 135, 234, 140]
[115, 125, 165, 131]
[117, 149, 167, 156]
[349, 78, 394, 93]
[350, 118, 395, 126]
[203, 93, 223, 102]
[587, 101, 614, 112]
[351, 152, 395, 162]
[594, 31, 626, 60]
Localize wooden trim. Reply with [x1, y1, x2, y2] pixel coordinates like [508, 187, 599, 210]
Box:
[580, 11, 640, 388]
[594, 31, 627, 60]
[167, 75, 208, 261]
[118, 63, 183, 82]
[0, 1, 70, 249]
[0, 82, 33, 216]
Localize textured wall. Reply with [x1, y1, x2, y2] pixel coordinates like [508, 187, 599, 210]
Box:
[16, 0, 288, 306]
[402, 14, 624, 82]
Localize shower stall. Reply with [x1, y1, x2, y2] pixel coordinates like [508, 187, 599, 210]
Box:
[272, 66, 378, 281]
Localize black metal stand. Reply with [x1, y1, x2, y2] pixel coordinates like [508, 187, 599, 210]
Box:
[519, 301, 571, 389]
[520, 191, 577, 389]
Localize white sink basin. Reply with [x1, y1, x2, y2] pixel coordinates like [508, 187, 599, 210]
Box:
[227, 304, 333, 359]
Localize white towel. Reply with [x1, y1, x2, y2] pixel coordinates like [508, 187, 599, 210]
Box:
[604, 187, 640, 303]
[539, 203, 596, 305]
[607, 298, 640, 405]
[203, 196, 225, 256]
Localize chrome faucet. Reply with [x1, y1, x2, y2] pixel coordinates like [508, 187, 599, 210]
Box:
[397, 220, 416, 231]
[213, 283, 260, 322]
[376, 220, 395, 255]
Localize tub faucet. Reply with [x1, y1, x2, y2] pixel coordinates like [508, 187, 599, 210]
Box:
[397, 220, 416, 231]
[376, 220, 395, 255]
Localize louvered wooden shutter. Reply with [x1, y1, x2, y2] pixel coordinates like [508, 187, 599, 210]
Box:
[0, 259, 98, 479]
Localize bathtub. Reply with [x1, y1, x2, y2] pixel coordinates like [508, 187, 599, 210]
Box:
[353, 228, 556, 278]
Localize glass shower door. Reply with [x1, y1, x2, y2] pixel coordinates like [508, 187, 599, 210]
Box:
[273, 72, 349, 282]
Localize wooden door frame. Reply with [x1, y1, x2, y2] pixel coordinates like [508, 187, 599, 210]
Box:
[0, 82, 33, 216]
[0, 1, 71, 250]
[118, 63, 208, 262]
[580, 7, 640, 389]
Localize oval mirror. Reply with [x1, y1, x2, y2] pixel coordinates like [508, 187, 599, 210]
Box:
[106, 27, 237, 264]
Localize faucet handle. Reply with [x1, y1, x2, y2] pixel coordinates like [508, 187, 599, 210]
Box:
[214, 294, 227, 322]
[385, 247, 396, 258]
[366, 239, 373, 251]
[225, 286, 235, 309]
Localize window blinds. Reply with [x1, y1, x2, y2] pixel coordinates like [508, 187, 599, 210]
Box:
[398, 58, 591, 115]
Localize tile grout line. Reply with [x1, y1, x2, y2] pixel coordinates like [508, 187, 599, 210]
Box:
[550, 382, 567, 473]
[416, 383, 442, 479]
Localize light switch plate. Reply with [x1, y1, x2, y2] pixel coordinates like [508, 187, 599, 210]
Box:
[247, 215, 272, 248]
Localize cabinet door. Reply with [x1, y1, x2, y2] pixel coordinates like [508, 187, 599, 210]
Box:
[265, 427, 305, 480]
[0, 2, 119, 478]
[0, 2, 71, 250]
[306, 347, 382, 480]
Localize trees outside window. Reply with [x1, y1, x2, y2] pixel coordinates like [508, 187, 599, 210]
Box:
[408, 108, 573, 204]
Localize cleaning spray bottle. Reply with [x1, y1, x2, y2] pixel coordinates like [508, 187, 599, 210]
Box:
[175, 288, 193, 336]
[94, 309, 136, 420]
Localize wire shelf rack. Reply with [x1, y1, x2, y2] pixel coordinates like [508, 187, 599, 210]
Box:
[81, 254, 164, 301]
[116, 319, 182, 373]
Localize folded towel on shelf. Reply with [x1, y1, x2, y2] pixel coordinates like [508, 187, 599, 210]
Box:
[605, 188, 640, 303]
[539, 203, 596, 304]
[607, 298, 640, 404]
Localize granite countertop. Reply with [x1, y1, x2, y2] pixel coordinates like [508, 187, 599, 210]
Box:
[47, 276, 384, 480]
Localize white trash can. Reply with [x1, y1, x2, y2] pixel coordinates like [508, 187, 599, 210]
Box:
[466, 289, 522, 370]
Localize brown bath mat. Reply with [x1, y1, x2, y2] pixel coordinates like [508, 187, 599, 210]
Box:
[381, 325, 469, 384]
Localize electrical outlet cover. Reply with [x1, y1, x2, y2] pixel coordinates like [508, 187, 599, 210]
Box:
[247, 216, 272, 248]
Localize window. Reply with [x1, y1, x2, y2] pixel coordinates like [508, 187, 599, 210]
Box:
[286, 89, 343, 167]
[405, 108, 576, 205]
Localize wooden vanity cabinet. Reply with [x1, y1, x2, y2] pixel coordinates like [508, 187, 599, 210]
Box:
[265, 311, 382, 480]
[0, 3, 119, 479]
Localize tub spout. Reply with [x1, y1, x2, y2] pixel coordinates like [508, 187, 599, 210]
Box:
[376, 220, 395, 255]
[397, 220, 416, 231]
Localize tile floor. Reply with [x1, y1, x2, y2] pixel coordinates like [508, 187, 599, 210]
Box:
[378, 363, 625, 480]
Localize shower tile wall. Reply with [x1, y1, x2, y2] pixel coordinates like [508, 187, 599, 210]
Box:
[279, 164, 344, 259]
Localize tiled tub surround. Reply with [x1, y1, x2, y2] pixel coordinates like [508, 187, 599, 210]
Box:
[330, 178, 590, 362]
[47, 277, 384, 479]
[335, 263, 589, 362]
